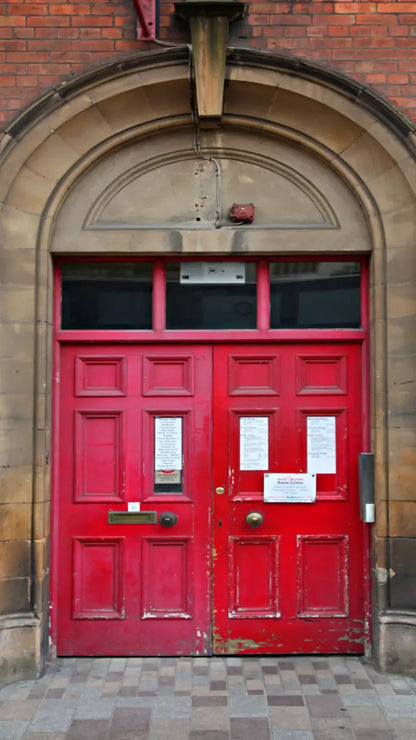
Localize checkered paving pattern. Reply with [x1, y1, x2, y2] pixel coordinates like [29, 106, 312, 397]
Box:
[1, 656, 416, 739]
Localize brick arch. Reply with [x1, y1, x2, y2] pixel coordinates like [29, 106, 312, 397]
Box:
[0, 48, 415, 680]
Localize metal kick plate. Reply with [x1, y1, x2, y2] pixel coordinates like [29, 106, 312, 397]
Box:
[108, 511, 157, 524]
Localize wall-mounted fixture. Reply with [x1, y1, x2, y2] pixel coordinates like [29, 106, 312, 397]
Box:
[229, 203, 255, 223]
[175, 0, 245, 126]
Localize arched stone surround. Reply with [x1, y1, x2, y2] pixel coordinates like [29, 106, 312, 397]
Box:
[0, 47, 415, 681]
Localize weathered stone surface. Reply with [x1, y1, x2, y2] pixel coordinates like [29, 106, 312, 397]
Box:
[0, 540, 30, 578]
[0, 615, 43, 684]
[389, 538, 416, 610]
[389, 502, 416, 538]
[0, 576, 29, 615]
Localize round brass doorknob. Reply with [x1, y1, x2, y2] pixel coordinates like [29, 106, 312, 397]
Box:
[245, 511, 264, 528]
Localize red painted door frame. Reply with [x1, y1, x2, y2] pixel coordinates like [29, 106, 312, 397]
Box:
[50, 257, 371, 656]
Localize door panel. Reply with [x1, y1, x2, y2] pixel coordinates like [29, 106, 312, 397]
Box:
[213, 343, 364, 654]
[56, 345, 212, 656]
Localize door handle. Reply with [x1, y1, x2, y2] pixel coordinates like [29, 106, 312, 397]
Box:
[159, 512, 178, 527]
[246, 511, 264, 528]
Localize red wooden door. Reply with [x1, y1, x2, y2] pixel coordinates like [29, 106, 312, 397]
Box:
[56, 344, 212, 656]
[212, 343, 365, 654]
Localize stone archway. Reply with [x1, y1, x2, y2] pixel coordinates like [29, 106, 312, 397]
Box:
[1, 47, 415, 681]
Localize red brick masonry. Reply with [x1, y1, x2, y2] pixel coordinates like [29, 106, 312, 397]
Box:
[1, 2, 416, 127]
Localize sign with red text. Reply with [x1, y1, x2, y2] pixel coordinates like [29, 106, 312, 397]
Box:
[264, 473, 316, 503]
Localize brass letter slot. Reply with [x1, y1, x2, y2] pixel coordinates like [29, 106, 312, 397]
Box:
[108, 511, 157, 524]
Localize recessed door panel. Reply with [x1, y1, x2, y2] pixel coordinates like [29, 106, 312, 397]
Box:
[142, 538, 192, 618]
[229, 536, 280, 618]
[72, 537, 125, 619]
[74, 411, 124, 502]
[213, 343, 364, 655]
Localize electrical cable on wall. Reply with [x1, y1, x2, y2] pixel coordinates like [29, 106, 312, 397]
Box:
[188, 47, 223, 230]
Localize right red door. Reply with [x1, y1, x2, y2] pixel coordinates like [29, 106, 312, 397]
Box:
[213, 343, 365, 654]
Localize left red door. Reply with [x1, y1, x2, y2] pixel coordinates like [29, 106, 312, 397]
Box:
[55, 344, 212, 656]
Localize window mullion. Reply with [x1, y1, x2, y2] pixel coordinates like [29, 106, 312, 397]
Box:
[257, 260, 270, 332]
[153, 260, 166, 332]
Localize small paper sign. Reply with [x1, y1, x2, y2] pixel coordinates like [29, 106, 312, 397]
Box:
[264, 473, 316, 503]
[128, 502, 141, 512]
[155, 417, 182, 471]
[240, 416, 269, 471]
[307, 416, 336, 474]
[154, 470, 181, 484]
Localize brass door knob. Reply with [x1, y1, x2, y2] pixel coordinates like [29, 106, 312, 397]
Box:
[245, 511, 264, 528]
[215, 487, 225, 495]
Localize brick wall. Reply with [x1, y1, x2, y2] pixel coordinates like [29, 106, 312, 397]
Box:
[1, 2, 416, 127]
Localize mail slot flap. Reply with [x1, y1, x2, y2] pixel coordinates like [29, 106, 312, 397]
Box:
[108, 510, 157, 524]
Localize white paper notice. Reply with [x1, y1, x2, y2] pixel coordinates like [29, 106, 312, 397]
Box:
[128, 502, 141, 512]
[155, 417, 182, 471]
[307, 416, 336, 474]
[264, 473, 316, 503]
[240, 417, 269, 471]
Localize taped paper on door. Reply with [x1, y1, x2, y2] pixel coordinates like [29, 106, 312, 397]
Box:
[155, 417, 182, 471]
[264, 473, 316, 503]
[240, 416, 269, 470]
[307, 416, 336, 474]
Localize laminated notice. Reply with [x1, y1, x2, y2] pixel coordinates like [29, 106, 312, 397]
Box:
[155, 417, 182, 471]
[264, 473, 316, 503]
[240, 416, 269, 471]
[307, 416, 336, 474]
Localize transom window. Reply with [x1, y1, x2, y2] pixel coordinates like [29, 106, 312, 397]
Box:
[60, 259, 363, 332]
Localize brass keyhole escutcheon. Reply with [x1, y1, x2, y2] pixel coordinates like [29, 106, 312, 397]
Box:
[246, 511, 264, 528]
[216, 486, 225, 495]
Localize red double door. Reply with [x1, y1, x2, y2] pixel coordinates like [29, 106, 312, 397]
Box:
[56, 342, 365, 656]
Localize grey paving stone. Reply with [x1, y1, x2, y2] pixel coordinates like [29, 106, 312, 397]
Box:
[311, 729, 355, 740]
[231, 716, 271, 739]
[347, 705, 391, 730]
[0, 722, 29, 740]
[73, 697, 116, 719]
[152, 695, 191, 718]
[107, 707, 151, 739]
[305, 695, 345, 718]
[391, 717, 416, 731]
[272, 733, 314, 740]
[27, 706, 74, 733]
[268, 696, 304, 707]
[148, 717, 191, 739]
[0, 702, 40, 721]
[378, 694, 416, 717]
[353, 679, 372, 689]
[190, 706, 230, 732]
[229, 693, 268, 717]
[269, 707, 312, 731]
[354, 731, 395, 740]
[189, 732, 229, 740]
[22, 733, 67, 740]
[193, 696, 228, 707]
[341, 690, 380, 706]
[66, 719, 110, 740]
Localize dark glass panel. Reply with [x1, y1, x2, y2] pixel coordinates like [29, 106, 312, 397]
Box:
[270, 261, 361, 329]
[166, 262, 257, 330]
[61, 263, 153, 330]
